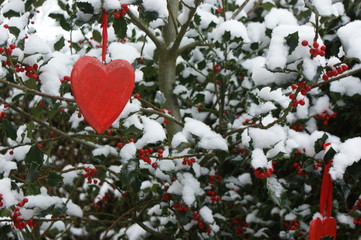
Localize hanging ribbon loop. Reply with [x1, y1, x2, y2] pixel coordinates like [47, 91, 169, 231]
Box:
[319, 160, 333, 218]
[100, 10, 109, 63]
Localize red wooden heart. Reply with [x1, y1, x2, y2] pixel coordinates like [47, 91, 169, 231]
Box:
[309, 217, 337, 240]
[71, 56, 135, 133]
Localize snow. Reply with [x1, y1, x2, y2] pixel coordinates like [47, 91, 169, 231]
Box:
[337, 20, 361, 61]
[182, 118, 228, 151]
[168, 173, 204, 206]
[330, 137, 361, 179]
[238, 173, 252, 186]
[264, 8, 298, 29]
[330, 76, 361, 96]
[135, 116, 166, 148]
[24, 34, 52, 54]
[247, 22, 266, 43]
[247, 125, 286, 149]
[199, 206, 214, 223]
[142, 0, 168, 18]
[66, 200, 83, 217]
[109, 42, 139, 63]
[61, 165, 79, 185]
[119, 142, 137, 162]
[210, 20, 250, 43]
[171, 132, 189, 148]
[0, 178, 22, 208]
[92, 145, 117, 157]
[337, 213, 355, 229]
[251, 148, 268, 169]
[2, 0, 24, 14]
[0, 27, 9, 45]
[126, 223, 148, 240]
[311, 0, 337, 17]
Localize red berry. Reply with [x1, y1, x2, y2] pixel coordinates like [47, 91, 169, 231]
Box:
[9, 150, 14, 155]
[342, 64, 349, 71]
[301, 40, 308, 46]
[114, 12, 121, 19]
[9, 44, 15, 49]
[134, 94, 140, 99]
[37, 144, 43, 149]
[322, 74, 329, 81]
[3, 24, 8, 28]
[23, 198, 28, 203]
[163, 119, 169, 124]
[216, 8, 222, 13]
[320, 45, 326, 51]
[291, 84, 298, 90]
[298, 99, 305, 106]
[313, 42, 319, 48]
[289, 93, 296, 99]
[152, 162, 157, 168]
[117, 142, 123, 148]
[106, 130, 112, 136]
[49, 131, 56, 137]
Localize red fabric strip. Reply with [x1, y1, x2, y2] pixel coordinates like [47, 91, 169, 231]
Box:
[101, 10, 108, 62]
[319, 160, 333, 217]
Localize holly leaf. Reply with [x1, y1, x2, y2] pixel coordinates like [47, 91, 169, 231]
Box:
[8, 26, 20, 37]
[48, 171, 63, 187]
[314, 133, 328, 154]
[3, 10, 20, 18]
[24, 145, 43, 167]
[39, 204, 67, 217]
[113, 16, 127, 39]
[266, 176, 287, 207]
[324, 147, 336, 162]
[77, 2, 94, 14]
[2, 119, 17, 140]
[92, 30, 101, 43]
[285, 31, 299, 55]
[54, 36, 65, 51]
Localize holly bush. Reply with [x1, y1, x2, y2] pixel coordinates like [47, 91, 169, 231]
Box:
[0, 0, 361, 239]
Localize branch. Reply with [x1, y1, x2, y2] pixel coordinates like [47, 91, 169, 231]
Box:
[311, 67, 361, 89]
[0, 97, 95, 149]
[170, 0, 201, 54]
[177, 41, 203, 55]
[0, 78, 75, 102]
[127, 10, 164, 49]
[231, 0, 251, 19]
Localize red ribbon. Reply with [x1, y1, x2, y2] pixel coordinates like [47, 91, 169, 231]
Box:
[319, 160, 333, 218]
[100, 10, 108, 62]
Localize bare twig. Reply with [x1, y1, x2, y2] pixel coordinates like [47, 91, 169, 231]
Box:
[0, 78, 75, 102]
[231, 0, 251, 19]
[127, 10, 164, 49]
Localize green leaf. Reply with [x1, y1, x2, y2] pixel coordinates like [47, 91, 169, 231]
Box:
[2, 119, 17, 140]
[24, 145, 43, 166]
[3, 10, 20, 18]
[25, 183, 41, 195]
[8, 26, 20, 37]
[25, 0, 35, 11]
[260, 2, 275, 11]
[54, 36, 65, 51]
[198, 61, 206, 70]
[314, 133, 328, 154]
[324, 147, 336, 162]
[222, 31, 231, 42]
[285, 31, 299, 55]
[26, 163, 40, 182]
[92, 30, 101, 43]
[77, 2, 94, 14]
[39, 204, 67, 217]
[113, 16, 127, 39]
[24, 78, 38, 90]
[48, 171, 64, 187]
[60, 16, 72, 31]
[194, 93, 205, 104]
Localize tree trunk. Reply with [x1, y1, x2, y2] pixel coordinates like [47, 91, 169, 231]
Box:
[158, 0, 183, 139]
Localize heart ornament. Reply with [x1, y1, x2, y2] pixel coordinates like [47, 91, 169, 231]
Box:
[309, 217, 337, 240]
[71, 56, 135, 133]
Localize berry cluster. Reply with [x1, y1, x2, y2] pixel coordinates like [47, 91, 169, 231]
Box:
[293, 163, 306, 176]
[316, 110, 336, 125]
[213, 64, 221, 72]
[10, 199, 36, 229]
[284, 218, 299, 230]
[232, 218, 248, 237]
[313, 162, 323, 170]
[0, 43, 16, 56]
[207, 190, 221, 204]
[354, 218, 361, 225]
[291, 125, 303, 131]
[192, 211, 212, 233]
[209, 174, 222, 184]
[162, 193, 171, 202]
[236, 147, 249, 156]
[242, 119, 257, 126]
[301, 40, 326, 58]
[253, 166, 274, 179]
[161, 109, 172, 114]
[182, 157, 196, 166]
[138, 148, 158, 168]
[172, 201, 188, 213]
[114, 4, 129, 18]
[0, 104, 8, 119]
[291, 82, 312, 96]
[93, 193, 112, 209]
[322, 64, 349, 81]
[83, 167, 98, 184]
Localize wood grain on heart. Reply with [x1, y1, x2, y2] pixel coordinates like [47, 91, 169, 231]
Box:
[71, 56, 135, 133]
[309, 217, 337, 240]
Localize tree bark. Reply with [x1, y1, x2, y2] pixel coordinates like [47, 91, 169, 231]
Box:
[158, 0, 183, 139]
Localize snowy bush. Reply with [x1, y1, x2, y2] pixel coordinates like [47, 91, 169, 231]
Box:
[0, 0, 361, 239]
